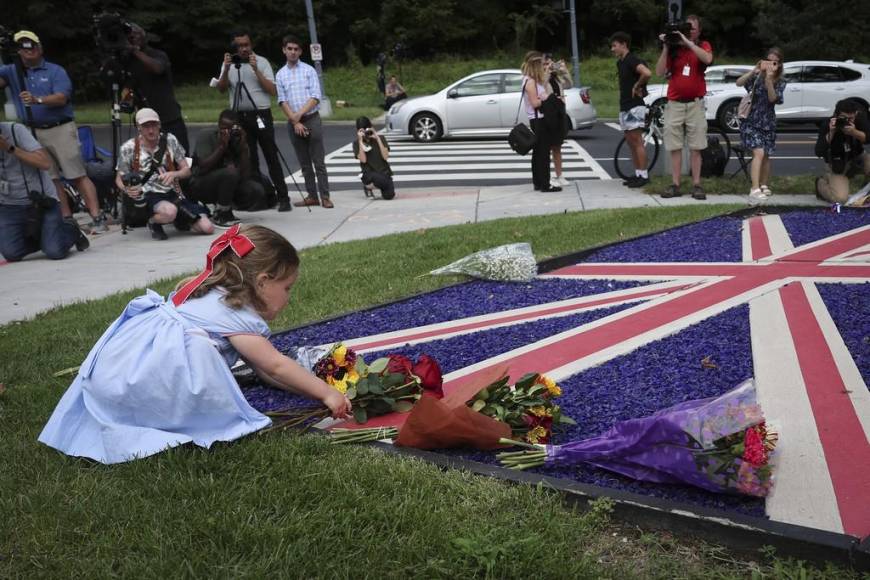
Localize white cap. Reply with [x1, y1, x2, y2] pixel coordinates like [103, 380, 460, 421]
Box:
[135, 108, 160, 125]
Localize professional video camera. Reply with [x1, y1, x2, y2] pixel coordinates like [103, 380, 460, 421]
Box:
[93, 12, 134, 83]
[0, 25, 15, 60]
[663, 21, 692, 51]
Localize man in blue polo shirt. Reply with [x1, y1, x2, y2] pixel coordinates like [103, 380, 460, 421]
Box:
[0, 30, 107, 233]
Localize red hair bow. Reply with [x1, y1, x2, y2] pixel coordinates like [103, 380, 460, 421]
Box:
[172, 224, 256, 306]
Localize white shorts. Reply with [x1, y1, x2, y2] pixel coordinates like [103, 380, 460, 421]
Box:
[619, 106, 648, 132]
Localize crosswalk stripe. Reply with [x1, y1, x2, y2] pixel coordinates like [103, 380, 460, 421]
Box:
[288, 138, 610, 187]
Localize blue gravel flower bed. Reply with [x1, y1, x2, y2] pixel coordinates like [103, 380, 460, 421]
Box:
[243, 208, 868, 520]
[817, 283, 870, 389]
[779, 209, 868, 248]
[271, 278, 648, 350]
[582, 216, 744, 263]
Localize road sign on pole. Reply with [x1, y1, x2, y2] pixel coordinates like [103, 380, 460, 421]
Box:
[310, 43, 323, 62]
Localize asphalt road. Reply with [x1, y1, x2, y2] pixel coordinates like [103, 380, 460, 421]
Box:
[89, 119, 826, 185]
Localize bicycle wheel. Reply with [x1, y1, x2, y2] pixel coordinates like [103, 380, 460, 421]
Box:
[613, 129, 660, 180]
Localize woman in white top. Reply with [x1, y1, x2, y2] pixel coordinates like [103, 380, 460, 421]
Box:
[522, 53, 561, 192]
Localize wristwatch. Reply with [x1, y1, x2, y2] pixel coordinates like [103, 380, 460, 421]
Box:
[36, 97, 43, 105]
[6, 144, 14, 153]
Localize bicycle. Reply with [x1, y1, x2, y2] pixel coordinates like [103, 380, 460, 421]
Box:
[613, 105, 732, 180]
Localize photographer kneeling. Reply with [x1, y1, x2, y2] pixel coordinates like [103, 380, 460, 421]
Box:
[190, 110, 266, 227]
[353, 117, 395, 200]
[0, 122, 89, 261]
[115, 108, 213, 240]
[815, 99, 870, 204]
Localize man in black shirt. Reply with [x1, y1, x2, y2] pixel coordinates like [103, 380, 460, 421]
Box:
[126, 24, 189, 152]
[815, 99, 869, 204]
[190, 110, 266, 226]
[610, 31, 652, 188]
[352, 117, 395, 200]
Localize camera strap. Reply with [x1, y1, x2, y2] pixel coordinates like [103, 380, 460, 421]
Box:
[9, 122, 50, 200]
[514, 80, 540, 125]
[134, 132, 171, 185]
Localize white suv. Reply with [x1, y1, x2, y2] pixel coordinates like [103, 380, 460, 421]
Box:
[646, 61, 870, 132]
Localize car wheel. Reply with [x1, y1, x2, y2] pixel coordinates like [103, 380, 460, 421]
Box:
[411, 113, 443, 142]
[649, 99, 667, 130]
[717, 100, 741, 133]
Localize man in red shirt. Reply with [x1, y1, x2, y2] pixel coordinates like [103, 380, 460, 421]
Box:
[655, 14, 713, 199]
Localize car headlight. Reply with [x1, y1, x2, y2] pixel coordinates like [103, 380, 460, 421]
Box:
[390, 101, 407, 115]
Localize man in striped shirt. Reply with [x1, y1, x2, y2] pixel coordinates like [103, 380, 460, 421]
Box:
[275, 36, 333, 208]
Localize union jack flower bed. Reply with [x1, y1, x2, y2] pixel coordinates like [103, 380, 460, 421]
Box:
[244, 208, 869, 536]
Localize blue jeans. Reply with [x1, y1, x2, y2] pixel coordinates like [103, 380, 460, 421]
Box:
[0, 203, 76, 262]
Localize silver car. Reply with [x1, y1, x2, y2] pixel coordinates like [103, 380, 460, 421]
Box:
[384, 68, 597, 142]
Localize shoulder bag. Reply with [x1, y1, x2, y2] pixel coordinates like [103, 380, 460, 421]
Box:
[508, 80, 537, 156]
[737, 76, 756, 120]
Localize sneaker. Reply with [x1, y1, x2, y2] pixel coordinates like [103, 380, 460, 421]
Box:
[149, 222, 168, 241]
[550, 179, 562, 189]
[213, 209, 241, 228]
[760, 185, 772, 195]
[626, 176, 650, 189]
[87, 216, 110, 233]
[556, 175, 571, 187]
[749, 188, 769, 206]
[65, 218, 90, 252]
[661, 184, 682, 198]
[691, 185, 706, 200]
[277, 200, 293, 212]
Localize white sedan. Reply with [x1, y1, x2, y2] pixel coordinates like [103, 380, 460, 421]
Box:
[384, 68, 597, 142]
[644, 65, 751, 128]
[647, 61, 870, 132]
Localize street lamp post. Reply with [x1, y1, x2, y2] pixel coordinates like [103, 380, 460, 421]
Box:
[303, 0, 332, 117]
[568, 0, 580, 87]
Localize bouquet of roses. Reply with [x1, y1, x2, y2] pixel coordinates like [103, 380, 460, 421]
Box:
[497, 379, 778, 498]
[266, 344, 444, 429]
[467, 372, 575, 444]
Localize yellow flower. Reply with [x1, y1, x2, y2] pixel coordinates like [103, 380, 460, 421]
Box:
[327, 375, 348, 394]
[346, 368, 360, 384]
[525, 426, 548, 444]
[333, 344, 347, 366]
[536, 374, 562, 397]
[529, 406, 551, 417]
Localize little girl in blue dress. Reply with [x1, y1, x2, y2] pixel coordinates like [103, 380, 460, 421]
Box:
[39, 224, 352, 464]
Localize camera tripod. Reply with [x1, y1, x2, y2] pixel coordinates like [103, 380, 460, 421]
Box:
[231, 66, 310, 210]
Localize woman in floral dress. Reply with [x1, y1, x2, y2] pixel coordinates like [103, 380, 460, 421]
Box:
[736, 48, 786, 203]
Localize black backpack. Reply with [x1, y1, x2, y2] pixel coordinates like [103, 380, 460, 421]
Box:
[701, 135, 728, 177]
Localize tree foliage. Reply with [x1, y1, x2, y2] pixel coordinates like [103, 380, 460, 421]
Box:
[2, 0, 866, 101]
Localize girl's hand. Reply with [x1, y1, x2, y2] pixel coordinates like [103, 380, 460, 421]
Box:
[323, 389, 352, 419]
[158, 170, 177, 185]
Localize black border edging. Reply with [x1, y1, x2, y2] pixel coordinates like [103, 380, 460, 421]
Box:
[270, 205, 868, 567]
[372, 442, 870, 571]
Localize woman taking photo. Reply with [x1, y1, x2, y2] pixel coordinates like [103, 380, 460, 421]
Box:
[522, 52, 561, 192]
[736, 47, 786, 204]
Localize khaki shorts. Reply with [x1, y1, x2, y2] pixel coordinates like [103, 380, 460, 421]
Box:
[35, 122, 86, 181]
[663, 100, 707, 152]
[817, 153, 870, 204]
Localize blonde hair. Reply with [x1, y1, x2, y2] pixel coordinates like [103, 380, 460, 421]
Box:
[175, 224, 300, 312]
[521, 53, 547, 85]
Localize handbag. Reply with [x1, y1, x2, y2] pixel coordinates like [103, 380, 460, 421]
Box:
[737, 77, 756, 120]
[508, 80, 537, 155]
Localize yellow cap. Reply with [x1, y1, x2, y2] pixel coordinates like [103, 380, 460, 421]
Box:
[14, 30, 41, 45]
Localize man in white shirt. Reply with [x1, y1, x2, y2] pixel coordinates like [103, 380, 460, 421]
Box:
[275, 35, 332, 209]
[217, 31, 290, 212]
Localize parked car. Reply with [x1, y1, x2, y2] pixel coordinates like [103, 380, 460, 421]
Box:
[384, 69, 597, 142]
[647, 61, 870, 132]
[644, 65, 751, 129]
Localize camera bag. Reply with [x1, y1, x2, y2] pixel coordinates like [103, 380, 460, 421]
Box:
[508, 80, 538, 156]
[9, 123, 57, 243]
[701, 135, 728, 177]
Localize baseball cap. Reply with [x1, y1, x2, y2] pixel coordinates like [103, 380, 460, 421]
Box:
[135, 108, 161, 125]
[14, 30, 41, 46]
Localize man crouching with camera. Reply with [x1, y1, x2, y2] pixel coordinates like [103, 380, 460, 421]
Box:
[815, 99, 869, 204]
[353, 117, 395, 200]
[115, 108, 213, 240]
[189, 109, 266, 226]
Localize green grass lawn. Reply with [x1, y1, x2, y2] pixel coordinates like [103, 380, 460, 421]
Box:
[0, 205, 860, 577]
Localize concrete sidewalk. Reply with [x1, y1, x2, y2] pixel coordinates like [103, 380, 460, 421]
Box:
[0, 180, 825, 325]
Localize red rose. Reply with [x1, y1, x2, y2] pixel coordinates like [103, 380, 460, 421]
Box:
[386, 354, 414, 379]
[412, 355, 443, 399]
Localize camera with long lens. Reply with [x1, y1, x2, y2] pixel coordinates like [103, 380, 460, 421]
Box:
[835, 116, 848, 131]
[663, 21, 692, 51]
[121, 172, 145, 187]
[229, 41, 244, 67]
[365, 128, 375, 138]
[27, 189, 58, 210]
